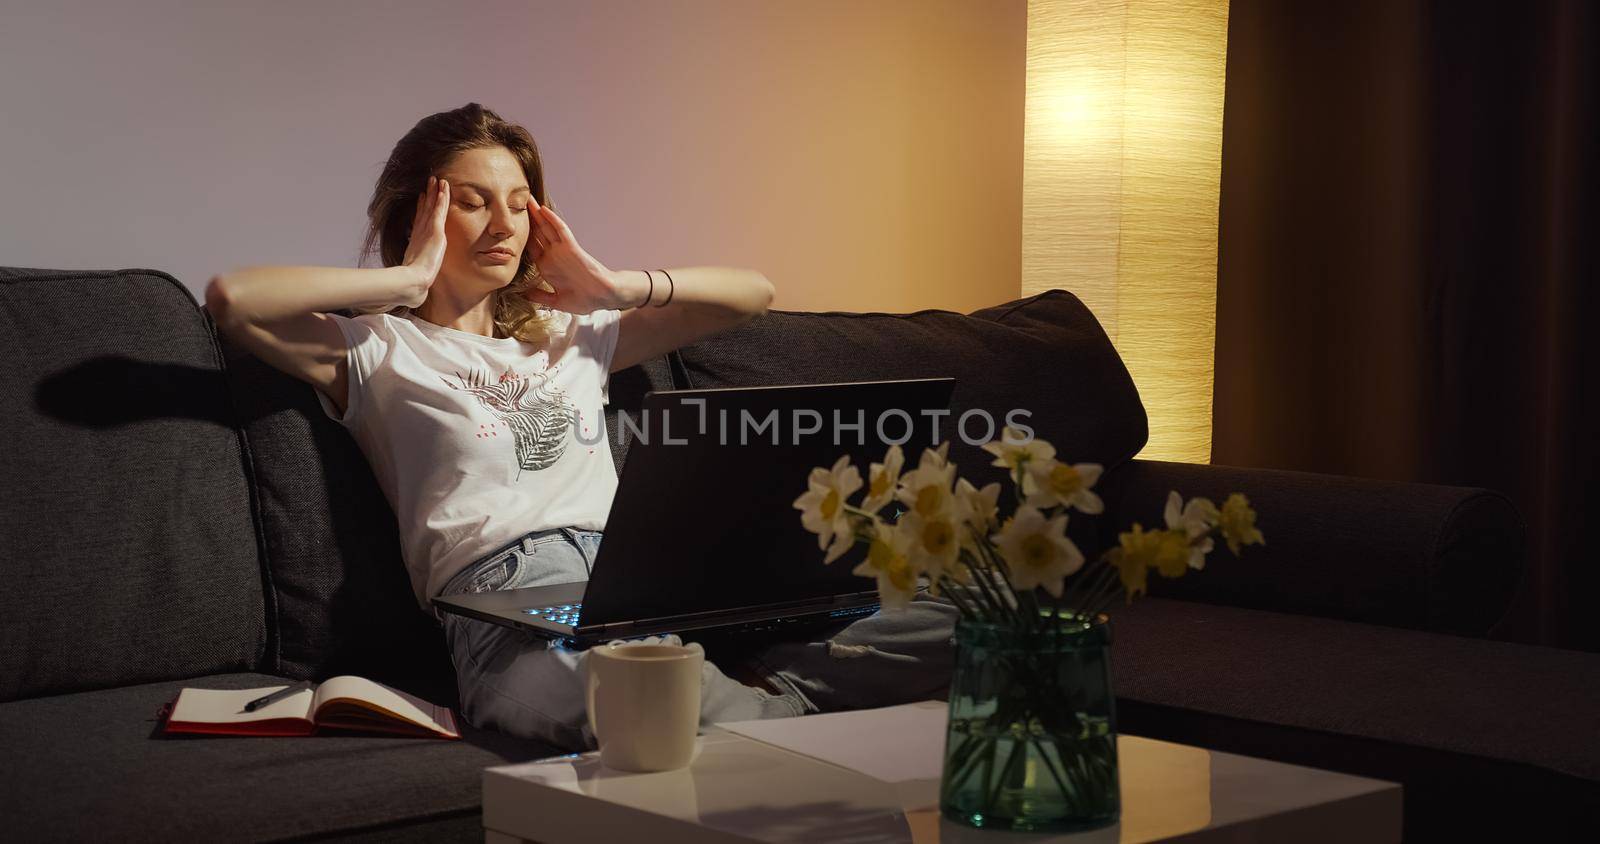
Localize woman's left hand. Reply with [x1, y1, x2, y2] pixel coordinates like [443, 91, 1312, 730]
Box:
[522, 203, 633, 314]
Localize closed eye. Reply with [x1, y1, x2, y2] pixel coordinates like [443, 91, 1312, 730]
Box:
[457, 202, 528, 213]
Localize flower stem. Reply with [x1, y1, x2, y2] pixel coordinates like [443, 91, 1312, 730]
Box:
[1084, 579, 1126, 619]
[1076, 558, 1120, 617]
[1074, 567, 1112, 618]
[985, 736, 1026, 812]
[969, 536, 1033, 631]
[950, 578, 1001, 624]
[1031, 735, 1079, 810]
[969, 557, 1026, 628]
[952, 547, 999, 618]
[942, 733, 993, 802]
[1060, 558, 1110, 611]
[940, 579, 979, 618]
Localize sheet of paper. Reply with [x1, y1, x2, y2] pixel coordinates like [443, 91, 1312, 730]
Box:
[314, 675, 459, 736]
[716, 700, 949, 784]
[170, 685, 313, 724]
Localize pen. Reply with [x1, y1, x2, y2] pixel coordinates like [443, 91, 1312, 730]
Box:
[244, 681, 311, 712]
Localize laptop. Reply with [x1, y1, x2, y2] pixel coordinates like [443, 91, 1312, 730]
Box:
[432, 377, 956, 646]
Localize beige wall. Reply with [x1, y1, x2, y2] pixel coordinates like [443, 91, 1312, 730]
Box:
[0, 0, 1025, 315]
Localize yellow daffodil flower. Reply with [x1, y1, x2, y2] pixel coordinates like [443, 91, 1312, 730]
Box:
[1112, 524, 1158, 599]
[1219, 493, 1265, 555]
[1151, 528, 1191, 578]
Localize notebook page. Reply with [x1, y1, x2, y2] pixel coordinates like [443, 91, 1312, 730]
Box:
[169, 685, 315, 725]
[312, 675, 459, 737]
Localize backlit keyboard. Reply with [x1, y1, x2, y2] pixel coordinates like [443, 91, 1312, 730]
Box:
[524, 603, 582, 627]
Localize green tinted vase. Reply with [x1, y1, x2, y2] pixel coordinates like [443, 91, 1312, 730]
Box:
[939, 612, 1120, 832]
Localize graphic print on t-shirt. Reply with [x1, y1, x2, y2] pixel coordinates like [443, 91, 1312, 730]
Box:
[442, 367, 580, 475]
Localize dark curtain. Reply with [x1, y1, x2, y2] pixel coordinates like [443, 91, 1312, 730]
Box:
[1213, 0, 1599, 650]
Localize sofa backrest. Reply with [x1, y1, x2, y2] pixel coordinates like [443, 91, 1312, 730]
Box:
[0, 270, 1146, 703]
[0, 268, 266, 702]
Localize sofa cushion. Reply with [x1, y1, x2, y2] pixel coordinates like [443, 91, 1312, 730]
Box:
[216, 332, 458, 702]
[670, 290, 1148, 550]
[673, 291, 1147, 480]
[0, 673, 557, 841]
[602, 355, 677, 474]
[1113, 597, 1600, 839]
[0, 267, 265, 702]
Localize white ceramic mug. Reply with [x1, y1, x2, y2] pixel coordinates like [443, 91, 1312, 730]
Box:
[585, 641, 704, 772]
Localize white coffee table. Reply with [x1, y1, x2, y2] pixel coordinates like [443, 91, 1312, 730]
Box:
[482, 701, 1401, 843]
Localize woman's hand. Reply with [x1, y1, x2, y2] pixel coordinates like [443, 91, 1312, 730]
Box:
[399, 176, 449, 307]
[522, 202, 639, 313]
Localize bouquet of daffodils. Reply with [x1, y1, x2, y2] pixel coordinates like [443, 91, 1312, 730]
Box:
[794, 427, 1264, 627]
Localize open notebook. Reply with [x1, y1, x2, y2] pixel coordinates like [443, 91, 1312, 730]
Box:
[164, 676, 459, 739]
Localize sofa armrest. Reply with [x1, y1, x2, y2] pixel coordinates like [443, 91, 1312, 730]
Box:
[1097, 460, 1525, 637]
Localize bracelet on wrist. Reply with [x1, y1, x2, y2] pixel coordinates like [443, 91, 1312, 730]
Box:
[655, 269, 675, 308]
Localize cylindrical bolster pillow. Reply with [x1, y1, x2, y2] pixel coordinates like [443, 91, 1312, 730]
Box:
[1098, 460, 1525, 637]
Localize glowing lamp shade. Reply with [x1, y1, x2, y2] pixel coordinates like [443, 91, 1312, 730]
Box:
[1022, 0, 1230, 463]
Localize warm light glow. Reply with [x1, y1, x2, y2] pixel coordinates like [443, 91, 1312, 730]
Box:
[1023, 0, 1230, 463]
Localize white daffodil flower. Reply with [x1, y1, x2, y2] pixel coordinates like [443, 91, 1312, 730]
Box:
[1164, 491, 1219, 539]
[896, 443, 959, 520]
[980, 426, 1056, 470]
[852, 519, 917, 609]
[1022, 458, 1105, 514]
[1163, 491, 1218, 569]
[992, 505, 1084, 598]
[860, 443, 905, 514]
[1183, 534, 1215, 570]
[899, 507, 964, 588]
[821, 525, 856, 565]
[955, 477, 1002, 534]
[792, 455, 863, 563]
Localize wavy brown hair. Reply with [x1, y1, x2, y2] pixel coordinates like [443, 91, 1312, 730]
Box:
[359, 102, 559, 343]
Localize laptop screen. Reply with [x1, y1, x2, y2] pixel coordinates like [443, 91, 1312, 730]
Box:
[582, 378, 956, 625]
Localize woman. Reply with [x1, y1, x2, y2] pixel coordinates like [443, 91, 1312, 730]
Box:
[207, 103, 954, 749]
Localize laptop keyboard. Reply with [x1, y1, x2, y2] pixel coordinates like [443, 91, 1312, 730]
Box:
[524, 603, 582, 627]
[521, 601, 875, 632]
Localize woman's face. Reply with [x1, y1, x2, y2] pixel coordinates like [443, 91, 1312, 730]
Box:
[434, 145, 533, 294]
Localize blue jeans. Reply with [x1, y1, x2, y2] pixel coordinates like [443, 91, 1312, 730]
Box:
[439, 527, 959, 751]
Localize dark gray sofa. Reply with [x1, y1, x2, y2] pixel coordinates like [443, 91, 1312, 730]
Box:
[2, 266, 1596, 842]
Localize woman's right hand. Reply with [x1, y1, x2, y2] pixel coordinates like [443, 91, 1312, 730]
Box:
[399, 175, 450, 307]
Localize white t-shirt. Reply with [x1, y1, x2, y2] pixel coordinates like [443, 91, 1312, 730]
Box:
[314, 307, 622, 606]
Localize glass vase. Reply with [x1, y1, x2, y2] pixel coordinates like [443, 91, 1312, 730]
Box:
[939, 611, 1120, 832]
